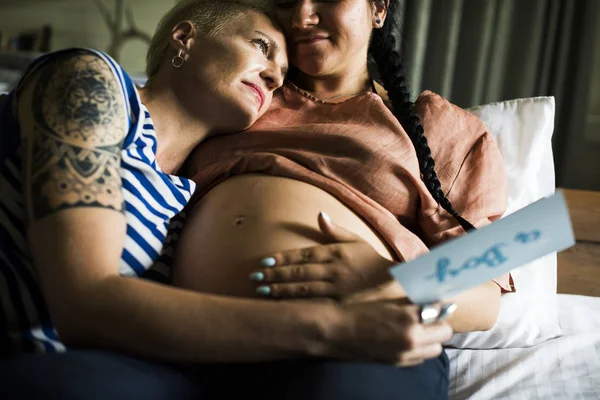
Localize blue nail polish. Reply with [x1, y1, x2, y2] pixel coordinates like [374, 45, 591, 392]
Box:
[257, 286, 271, 296]
[261, 257, 276, 267]
[249, 272, 265, 282]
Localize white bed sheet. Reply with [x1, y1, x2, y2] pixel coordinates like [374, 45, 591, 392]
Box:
[448, 294, 600, 400]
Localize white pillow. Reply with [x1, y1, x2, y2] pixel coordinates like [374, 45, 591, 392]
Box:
[444, 96, 562, 349]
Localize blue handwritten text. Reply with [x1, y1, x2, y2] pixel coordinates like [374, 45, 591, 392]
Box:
[427, 244, 508, 283]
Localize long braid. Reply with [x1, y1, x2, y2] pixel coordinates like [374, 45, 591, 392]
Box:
[369, 0, 475, 232]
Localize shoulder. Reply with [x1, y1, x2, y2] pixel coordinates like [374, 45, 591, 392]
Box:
[411, 91, 502, 187]
[413, 90, 489, 154]
[17, 49, 130, 146]
[17, 49, 131, 114]
[413, 90, 486, 132]
[21, 49, 120, 87]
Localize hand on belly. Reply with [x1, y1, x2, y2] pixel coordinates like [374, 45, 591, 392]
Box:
[172, 174, 397, 299]
[245, 212, 407, 302]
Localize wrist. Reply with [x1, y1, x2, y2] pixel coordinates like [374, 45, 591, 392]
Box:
[295, 300, 345, 359]
[344, 279, 407, 304]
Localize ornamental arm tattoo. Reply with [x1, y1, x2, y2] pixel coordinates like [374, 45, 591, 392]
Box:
[22, 51, 128, 222]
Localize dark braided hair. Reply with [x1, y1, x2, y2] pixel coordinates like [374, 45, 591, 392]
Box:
[369, 0, 475, 232]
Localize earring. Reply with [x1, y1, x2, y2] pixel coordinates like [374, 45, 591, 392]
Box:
[376, 18, 382, 25]
[172, 50, 185, 68]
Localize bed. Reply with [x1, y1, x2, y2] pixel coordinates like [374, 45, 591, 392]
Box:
[448, 188, 600, 399]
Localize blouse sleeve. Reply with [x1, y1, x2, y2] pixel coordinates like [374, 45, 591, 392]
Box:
[414, 91, 515, 293]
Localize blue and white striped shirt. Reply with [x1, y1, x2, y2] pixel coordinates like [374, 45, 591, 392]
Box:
[0, 48, 195, 355]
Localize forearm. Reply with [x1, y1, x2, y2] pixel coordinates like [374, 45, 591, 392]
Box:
[60, 276, 334, 363]
[347, 278, 500, 333]
[445, 281, 501, 333]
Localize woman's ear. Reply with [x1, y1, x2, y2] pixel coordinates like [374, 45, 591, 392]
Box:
[169, 21, 197, 56]
[372, 1, 389, 28]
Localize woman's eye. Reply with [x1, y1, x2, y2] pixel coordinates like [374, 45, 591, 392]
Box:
[253, 39, 270, 55]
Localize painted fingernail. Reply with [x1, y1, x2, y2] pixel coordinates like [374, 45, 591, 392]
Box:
[249, 272, 265, 282]
[319, 211, 332, 224]
[261, 257, 276, 267]
[437, 303, 458, 321]
[256, 286, 271, 296]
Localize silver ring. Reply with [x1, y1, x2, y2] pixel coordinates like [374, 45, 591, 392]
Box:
[419, 303, 440, 325]
[437, 303, 458, 322]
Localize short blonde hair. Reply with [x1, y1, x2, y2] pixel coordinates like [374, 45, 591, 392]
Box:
[146, 0, 274, 79]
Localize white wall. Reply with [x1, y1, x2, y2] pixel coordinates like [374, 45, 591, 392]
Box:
[0, 0, 176, 75]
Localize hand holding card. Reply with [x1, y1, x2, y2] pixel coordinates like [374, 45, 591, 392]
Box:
[389, 191, 575, 305]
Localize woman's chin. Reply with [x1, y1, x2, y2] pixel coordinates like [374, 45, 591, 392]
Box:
[293, 58, 333, 78]
[220, 104, 261, 133]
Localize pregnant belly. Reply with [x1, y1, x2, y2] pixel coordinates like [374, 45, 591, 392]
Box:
[172, 174, 394, 298]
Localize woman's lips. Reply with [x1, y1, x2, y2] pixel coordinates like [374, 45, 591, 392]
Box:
[294, 36, 329, 45]
[243, 82, 265, 109]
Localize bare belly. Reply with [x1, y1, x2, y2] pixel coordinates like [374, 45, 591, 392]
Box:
[172, 174, 394, 298]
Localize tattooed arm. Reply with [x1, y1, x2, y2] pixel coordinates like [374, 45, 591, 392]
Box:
[20, 51, 128, 343]
[18, 50, 334, 362]
[23, 52, 126, 219]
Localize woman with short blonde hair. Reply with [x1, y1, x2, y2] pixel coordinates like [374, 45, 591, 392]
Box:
[0, 1, 452, 398]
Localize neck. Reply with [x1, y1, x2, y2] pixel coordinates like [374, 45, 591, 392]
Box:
[292, 62, 373, 101]
[138, 79, 209, 175]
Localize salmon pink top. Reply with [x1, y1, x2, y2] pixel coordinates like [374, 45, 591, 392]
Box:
[185, 82, 515, 292]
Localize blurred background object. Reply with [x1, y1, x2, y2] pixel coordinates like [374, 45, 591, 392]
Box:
[91, 0, 152, 64]
[396, 0, 600, 191]
[0, 0, 599, 190]
[0, 0, 169, 87]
